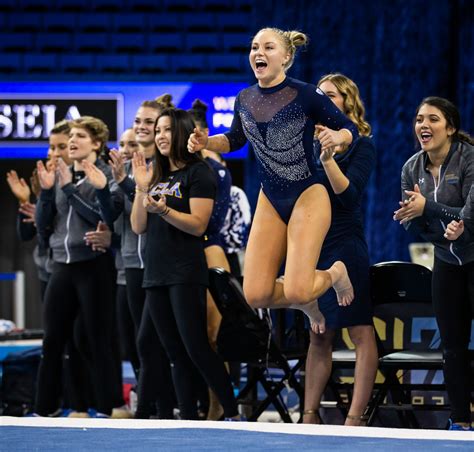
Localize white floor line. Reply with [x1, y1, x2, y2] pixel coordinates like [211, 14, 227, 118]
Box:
[1, 417, 472, 442]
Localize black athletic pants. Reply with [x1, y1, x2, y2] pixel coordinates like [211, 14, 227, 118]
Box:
[35, 253, 117, 416]
[125, 268, 174, 418]
[432, 256, 474, 423]
[116, 283, 140, 378]
[144, 284, 238, 419]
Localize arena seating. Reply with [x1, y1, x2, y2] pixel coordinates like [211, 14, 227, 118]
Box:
[0, 0, 254, 77]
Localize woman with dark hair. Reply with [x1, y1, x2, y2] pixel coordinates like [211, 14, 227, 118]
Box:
[394, 97, 474, 431]
[131, 108, 239, 420]
[82, 95, 176, 419]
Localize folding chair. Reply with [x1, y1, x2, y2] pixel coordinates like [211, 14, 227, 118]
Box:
[368, 261, 447, 427]
[208, 267, 305, 422]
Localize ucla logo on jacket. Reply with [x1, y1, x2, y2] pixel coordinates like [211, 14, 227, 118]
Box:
[445, 173, 459, 185]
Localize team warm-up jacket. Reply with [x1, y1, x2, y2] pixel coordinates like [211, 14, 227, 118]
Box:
[95, 161, 146, 269]
[401, 140, 474, 265]
[36, 159, 118, 264]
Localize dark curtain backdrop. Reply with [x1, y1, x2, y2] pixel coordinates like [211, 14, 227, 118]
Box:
[245, 0, 474, 264]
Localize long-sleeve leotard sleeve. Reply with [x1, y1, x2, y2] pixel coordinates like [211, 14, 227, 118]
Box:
[306, 84, 359, 140]
[224, 93, 247, 152]
[335, 137, 376, 207]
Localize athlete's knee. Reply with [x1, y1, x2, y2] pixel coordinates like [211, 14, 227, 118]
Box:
[309, 330, 334, 350]
[348, 325, 375, 347]
[243, 283, 273, 308]
[284, 284, 313, 305]
[245, 292, 273, 309]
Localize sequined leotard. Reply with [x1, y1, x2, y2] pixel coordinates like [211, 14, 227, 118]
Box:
[224, 77, 359, 223]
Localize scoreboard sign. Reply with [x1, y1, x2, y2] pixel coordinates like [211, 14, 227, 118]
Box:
[0, 81, 248, 159]
[0, 94, 122, 143]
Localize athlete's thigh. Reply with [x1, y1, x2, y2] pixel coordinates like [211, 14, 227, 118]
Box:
[285, 184, 331, 285]
[243, 190, 287, 298]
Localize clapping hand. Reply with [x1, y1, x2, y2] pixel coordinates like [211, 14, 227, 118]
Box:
[19, 202, 36, 224]
[84, 221, 111, 253]
[144, 193, 167, 214]
[132, 151, 152, 190]
[30, 169, 41, 198]
[316, 125, 349, 152]
[108, 149, 127, 183]
[56, 158, 72, 188]
[393, 184, 426, 224]
[36, 160, 56, 190]
[6, 170, 31, 204]
[82, 160, 107, 189]
[444, 220, 464, 241]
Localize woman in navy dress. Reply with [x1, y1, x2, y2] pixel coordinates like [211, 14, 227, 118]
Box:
[303, 74, 378, 426]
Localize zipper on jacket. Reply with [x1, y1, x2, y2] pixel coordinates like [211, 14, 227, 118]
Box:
[449, 242, 463, 265]
[137, 234, 144, 269]
[64, 205, 73, 264]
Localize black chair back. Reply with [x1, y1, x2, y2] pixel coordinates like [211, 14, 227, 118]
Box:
[370, 261, 432, 306]
[208, 267, 273, 363]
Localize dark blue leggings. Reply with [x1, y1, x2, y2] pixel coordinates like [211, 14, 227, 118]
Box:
[432, 257, 474, 423]
[144, 284, 238, 419]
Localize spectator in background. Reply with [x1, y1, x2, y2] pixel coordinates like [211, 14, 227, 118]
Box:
[303, 73, 377, 426]
[6, 120, 72, 300]
[82, 96, 177, 419]
[221, 184, 252, 278]
[394, 97, 474, 431]
[188, 98, 233, 420]
[34, 116, 120, 418]
[131, 108, 239, 420]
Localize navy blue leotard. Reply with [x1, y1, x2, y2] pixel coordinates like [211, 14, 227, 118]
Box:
[224, 77, 359, 223]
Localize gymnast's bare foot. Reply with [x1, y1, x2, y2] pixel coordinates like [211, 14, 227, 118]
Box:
[328, 261, 354, 306]
[307, 300, 326, 334]
[293, 298, 326, 334]
[276, 276, 326, 333]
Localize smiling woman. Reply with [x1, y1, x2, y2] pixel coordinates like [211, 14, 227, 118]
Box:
[33, 115, 124, 418]
[130, 108, 239, 421]
[395, 96, 474, 431]
[80, 94, 177, 419]
[188, 27, 359, 337]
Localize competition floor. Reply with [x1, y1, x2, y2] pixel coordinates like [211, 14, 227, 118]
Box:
[1, 417, 473, 451]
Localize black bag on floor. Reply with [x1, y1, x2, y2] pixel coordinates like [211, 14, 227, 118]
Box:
[1, 346, 41, 416]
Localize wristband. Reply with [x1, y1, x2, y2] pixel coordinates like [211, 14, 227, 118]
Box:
[135, 185, 148, 194]
[157, 207, 170, 217]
